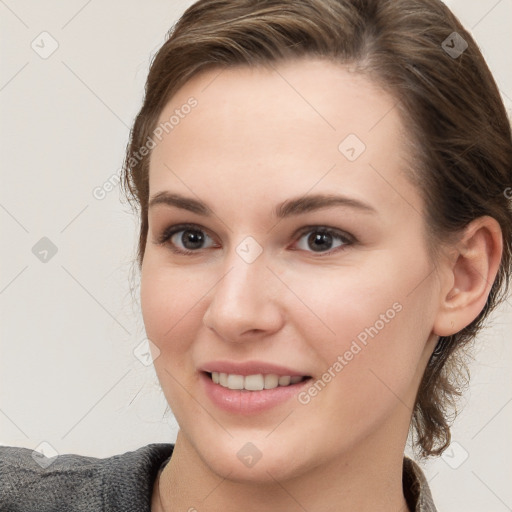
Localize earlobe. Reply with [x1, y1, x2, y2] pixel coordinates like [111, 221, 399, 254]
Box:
[433, 216, 503, 337]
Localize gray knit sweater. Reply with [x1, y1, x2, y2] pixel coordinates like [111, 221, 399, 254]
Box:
[0, 443, 173, 512]
[0, 443, 437, 511]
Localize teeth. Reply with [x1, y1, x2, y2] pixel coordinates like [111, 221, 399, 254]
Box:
[210, 372, 307, 390]
[245, 374, 264, 391]
[227, 374, 244, 390]
[264, 374, 279, 389]
[278, 375, 291, 386]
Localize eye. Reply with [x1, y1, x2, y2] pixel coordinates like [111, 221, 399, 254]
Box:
[291, 226, 354, 255]
[155, 223, 355, 256]
[156, 223, 217, 255]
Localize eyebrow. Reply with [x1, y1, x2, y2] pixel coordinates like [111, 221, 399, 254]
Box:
[148, 191, 377, 218]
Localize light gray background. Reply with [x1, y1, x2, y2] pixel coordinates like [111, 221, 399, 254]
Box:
[1, 1, 511, 510]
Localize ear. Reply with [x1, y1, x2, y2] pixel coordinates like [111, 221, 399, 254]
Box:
[433, 216, 503, 337]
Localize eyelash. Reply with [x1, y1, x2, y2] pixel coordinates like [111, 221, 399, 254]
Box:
[155, 223, 356, 257]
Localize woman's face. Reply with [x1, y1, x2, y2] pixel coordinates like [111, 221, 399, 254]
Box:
[141, 58, 442, 481]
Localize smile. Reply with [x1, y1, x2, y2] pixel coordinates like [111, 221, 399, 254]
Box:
[208, 372, 309, 391]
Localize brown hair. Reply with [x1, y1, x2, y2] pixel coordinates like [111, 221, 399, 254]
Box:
[121, 0, 512, 457]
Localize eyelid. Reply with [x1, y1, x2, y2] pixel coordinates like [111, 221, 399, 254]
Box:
[156, 222, 356, 256]
[156, 222, 218, 249]
[292, 224, 355, 244]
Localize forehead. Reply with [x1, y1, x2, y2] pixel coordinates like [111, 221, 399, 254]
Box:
[148, 58, 421, 221]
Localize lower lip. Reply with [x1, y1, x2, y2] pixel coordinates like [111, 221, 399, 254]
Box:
[200, 372, 312, 415]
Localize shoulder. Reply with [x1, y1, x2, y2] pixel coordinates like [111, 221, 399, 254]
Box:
[0, 443, 174, 512]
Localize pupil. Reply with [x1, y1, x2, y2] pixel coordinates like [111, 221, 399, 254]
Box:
[309, 232, 332, 252]
[183, 230, 204, 249]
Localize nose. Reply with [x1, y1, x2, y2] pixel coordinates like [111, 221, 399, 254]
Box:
[202, 249, 284, 343]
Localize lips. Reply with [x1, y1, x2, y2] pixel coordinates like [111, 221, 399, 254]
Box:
[200, 371, 312, 414]
[198, 360, 313, 413]
[199, 360, 310, 377]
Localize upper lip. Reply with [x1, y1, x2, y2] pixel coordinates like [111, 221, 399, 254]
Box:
[199, 360, 310, 377]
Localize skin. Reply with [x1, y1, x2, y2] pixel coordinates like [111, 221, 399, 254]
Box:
[140, 58, 502, 512]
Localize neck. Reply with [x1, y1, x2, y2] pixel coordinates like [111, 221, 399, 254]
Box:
[156, 429, 410, 512]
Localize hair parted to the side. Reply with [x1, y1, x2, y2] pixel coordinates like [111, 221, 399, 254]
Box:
[120, 0, 512, 458]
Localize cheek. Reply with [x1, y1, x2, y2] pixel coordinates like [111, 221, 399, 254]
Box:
[140, 257, 205, 354]
[140, 259, 207, 418]
[284, 263, 408, 350]
[293, 255, 436, 392]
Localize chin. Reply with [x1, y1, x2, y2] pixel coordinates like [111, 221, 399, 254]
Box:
[191, 434, 316, 485]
